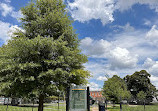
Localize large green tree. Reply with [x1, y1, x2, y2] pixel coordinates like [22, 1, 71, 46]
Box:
[103, 75, 131, 104]
[124, 70, 156, 104]
[0, 0, 90, 111]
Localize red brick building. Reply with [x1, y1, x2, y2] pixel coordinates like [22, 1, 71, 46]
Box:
[90, 91, 104, 102]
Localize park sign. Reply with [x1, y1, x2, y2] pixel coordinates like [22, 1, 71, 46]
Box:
[69, 86, 87, 111]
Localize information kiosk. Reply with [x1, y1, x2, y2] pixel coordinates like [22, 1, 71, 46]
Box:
[69, 86, 88, 111]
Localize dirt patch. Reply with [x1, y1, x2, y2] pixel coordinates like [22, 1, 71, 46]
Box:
[128, 105, 138, 107]
[91, 107, 110, 111]
[91, 107, 98, 111]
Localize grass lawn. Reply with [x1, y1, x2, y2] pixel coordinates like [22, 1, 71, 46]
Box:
[2, 103, 158, 111]
[0, 103, 66, 111]
[107, 103, 158, 111]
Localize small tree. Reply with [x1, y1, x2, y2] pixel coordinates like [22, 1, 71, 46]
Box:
[137, 91, 146, 104]
[137, 91, 146, 111]
[0, 0, 90, 111]
[103, 75, 131, 109]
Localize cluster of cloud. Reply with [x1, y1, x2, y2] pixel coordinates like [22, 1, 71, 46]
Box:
[67, 0, 115, 25]
[150, 75, 158, 89]
[0, 1, 24, 43]
[0, 21, 12, 42]
[4, 0, 11, 3]
[82, 24, 158, 89]
[81, 38, 138, 71]
[143, 58, 158, 76]
[97, 76, 107, 81]
[67, 0, 158, 25]
[0, 21, 24, 43]
[116, 0, 158, 12]
[0, 3, 12, 16]
[0, 2, 22, 20]
[87, 82, 102, 91]
[146, 25, 158, 46]
[80, 25, 140, 71]
[81, 24, 158, 69]
[109, 47, 138, 69]
[81, 37, 112, 58]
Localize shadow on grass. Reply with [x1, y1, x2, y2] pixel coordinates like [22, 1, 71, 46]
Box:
[107, 106, 120, 110]
[1, 104, 56, 108]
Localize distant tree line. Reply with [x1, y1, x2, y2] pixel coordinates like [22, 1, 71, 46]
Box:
[103, 70, 157, 105]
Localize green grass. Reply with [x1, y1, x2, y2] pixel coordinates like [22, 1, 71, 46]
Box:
[0, 103, 66, 111]
[2, 103, 158, 111]
[107, 103, 158, 111]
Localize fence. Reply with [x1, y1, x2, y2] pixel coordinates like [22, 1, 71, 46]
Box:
[0, 103, 66, 111]
[0, 97, 66, 111]
[90, 102, 158, 111]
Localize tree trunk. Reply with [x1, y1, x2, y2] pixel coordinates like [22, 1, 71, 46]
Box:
[66, 87, 70, 111]
[38, 95, 44, 111]
[4, 97, 6, 105]
[58, 94, 59, 110]
[113, 102, 115, 108]
[144, 100, 145, 111]
[6, 98, 9, 111]
[120, 102, 122, 111]
[120, 97, 122, 111]
[105, 101, 107, 111]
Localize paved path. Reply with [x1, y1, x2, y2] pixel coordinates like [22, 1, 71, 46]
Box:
[91, 105, 110, 111]
[91, 107, 98, 111]
[91, 107, 110, 111]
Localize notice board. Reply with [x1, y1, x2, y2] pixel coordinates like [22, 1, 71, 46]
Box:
[69, 86, 87, 111]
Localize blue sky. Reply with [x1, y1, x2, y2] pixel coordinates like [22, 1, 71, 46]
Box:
[1, 0, 158, 91]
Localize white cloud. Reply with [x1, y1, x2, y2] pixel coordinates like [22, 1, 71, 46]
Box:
[143, 58, 155, 68]
[144, 19, 152, 26]
[80, 37, 112, 58]
[116, 0, 158, 12]
[150, 75, 158, 82]
[143, 58, 158, 76]
[0, 21, 11, 42]
[81, 24, 158, 86]
[150, 75, 158, 89]
[112, 28, 158, 61]
[112, 23, 135, 32]
[67, 0, 115, 25]
[84, 61, 117, 79]
[67, 0, 158, 25]
[4, 0, 11, 3]
[11, 10, 23, 20]
[87, 82, 101, 91]
[97, 76, 107, 81]
[146, 25, 158, 46]
[109, 47, 138, 69]
[0, 3, 23, 20]
[8, 25, 25, 38]
[148, 63, 158, 76]
[84, 61, 107, 77]
[81, 36, 138, 70]
[0, 3, 13, 16]
[0, 21, 23, 43]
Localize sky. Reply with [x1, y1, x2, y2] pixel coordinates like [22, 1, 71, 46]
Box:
[1, 0, 158, 91]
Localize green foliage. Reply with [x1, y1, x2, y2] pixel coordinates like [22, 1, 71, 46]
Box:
[19, 0, 77, 48]
[137, 91, 146, 104]
[49, 95, 63, 101]
[124, 70, 156, 103]
[0, 0, 90, 100]
[103, 75, 131, 103]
